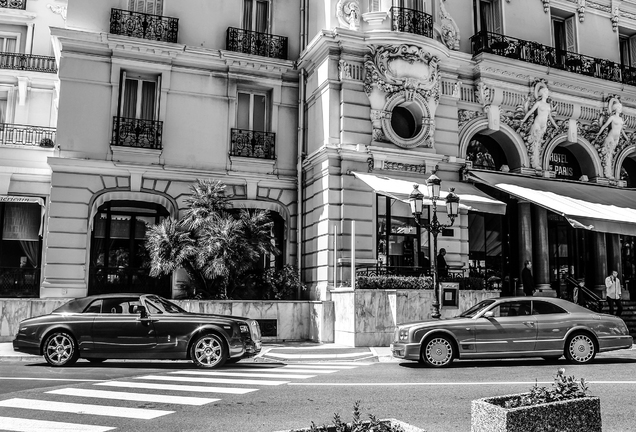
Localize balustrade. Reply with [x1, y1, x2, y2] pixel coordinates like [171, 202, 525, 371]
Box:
[112, 117, 163, 150]
[0, 123, 55, 147]
[390, 6, 433, 39]
[110, 8, 178, 43]
[0, 0, 26, 10]
[230, 128, 275, 159]
[226, 27, 288, 60]
[0, 53, 56, 73]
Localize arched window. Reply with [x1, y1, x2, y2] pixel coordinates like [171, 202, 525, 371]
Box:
[89, 200, 170, 297]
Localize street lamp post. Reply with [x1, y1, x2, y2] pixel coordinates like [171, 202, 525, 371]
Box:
[409, 173, 460, 319]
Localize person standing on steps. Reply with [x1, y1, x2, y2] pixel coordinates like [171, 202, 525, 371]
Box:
[605, 270, 623, 316]
[521, 260, 535, 296]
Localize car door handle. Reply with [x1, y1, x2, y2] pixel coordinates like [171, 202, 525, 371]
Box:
[522, 321, 535, 327]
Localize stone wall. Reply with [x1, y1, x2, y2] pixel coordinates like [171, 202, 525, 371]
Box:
[330, 288, 501, 347]
[0, 298, 334, 343]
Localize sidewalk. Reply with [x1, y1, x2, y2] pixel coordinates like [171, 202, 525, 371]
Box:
[0, 341, 397, 363]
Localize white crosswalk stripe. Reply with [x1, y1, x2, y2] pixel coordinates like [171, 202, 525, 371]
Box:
[297, 362, 373, 366]
[170, 370, 317, 379]
[47, 388, 219, 406]
[0, 398, 173, 419]
[283, 364, 359, 370]
[0, 416, 115, 432]
[135, 374, 289, 386]
[95, 380, 258, 394]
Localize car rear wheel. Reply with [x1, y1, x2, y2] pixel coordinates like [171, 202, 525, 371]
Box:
[421, 336, 454, 367]
[191, 334, 227, 369]
[43, 332, 78, 367]
[565, 333, 596, 364]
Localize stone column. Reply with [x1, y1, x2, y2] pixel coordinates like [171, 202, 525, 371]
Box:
[607, 233, 626, 299]
[592, 232, 608, 297]
[532, 205, 554, 297]
[518, 201, 533, 296]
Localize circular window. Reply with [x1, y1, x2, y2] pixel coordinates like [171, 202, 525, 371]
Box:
[391, 106, 416, 139]
[380, 95, 432, 149]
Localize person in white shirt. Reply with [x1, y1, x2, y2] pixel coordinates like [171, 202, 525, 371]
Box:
[605, 270, 623, 316]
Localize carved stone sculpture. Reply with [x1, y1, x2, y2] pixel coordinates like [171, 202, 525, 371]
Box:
[520, 82, 557, 169]
[336, 0, 361, 31]
[596, 97, 628, 178]
[437, 0, 460, 50]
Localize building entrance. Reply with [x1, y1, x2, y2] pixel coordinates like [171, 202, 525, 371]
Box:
[547, 213, 591, 296]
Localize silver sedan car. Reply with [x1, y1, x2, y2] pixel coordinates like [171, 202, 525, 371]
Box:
[391, 297, 633, 367]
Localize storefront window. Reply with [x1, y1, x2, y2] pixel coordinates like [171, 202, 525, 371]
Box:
[468, 212, 503, 282]
[0, 202, 42, 297]
[376, 194, 426, 273]
[547, 213, 590, 295]
[621, 235, 636, 295]
[89, 201, 170, 297]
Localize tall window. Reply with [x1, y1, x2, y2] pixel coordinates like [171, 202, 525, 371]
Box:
[128, 0, 163, 15]
[243, 0, 269, 33]
[237, 91, 267, 131]
[0, 35, 17, 53]
[89, 201, 170, 297]
[468, 212, 503, 279]
[0, 201, 42, 298]
[395, 0, 425, 11]
[620, 34, 636, 68]
[475, 0, 502, 34]
[552, 14, 576, 53]
[119, 72, 160, 121]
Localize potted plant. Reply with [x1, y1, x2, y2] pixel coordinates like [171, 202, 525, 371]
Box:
[471, 368, 601, 432]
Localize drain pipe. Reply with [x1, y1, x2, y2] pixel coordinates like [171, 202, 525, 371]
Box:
[296, 68, 306, 298]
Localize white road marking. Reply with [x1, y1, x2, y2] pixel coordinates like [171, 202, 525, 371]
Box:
[0, 398, 173, 419]
[170, 370, 316, 379]
[96, 380, 257, 394]
[264, 352, 370, 359]
[0, 377, 104, 382]
[296, 362, 373, 366]
[48, 388, 219, 406]
[0, 416, 115, 432]
[135, 374, 289, 386]
[283, 364, 360, 369]
[276, 368, 339, 374]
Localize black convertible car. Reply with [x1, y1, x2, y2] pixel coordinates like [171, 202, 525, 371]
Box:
[13, 293, 262, 368]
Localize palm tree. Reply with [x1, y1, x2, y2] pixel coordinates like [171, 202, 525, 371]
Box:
[145, 179, 279, 298]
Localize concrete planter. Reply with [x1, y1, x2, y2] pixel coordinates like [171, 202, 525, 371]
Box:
[275, 418, 425, 432]
[471, 394, 602, 432]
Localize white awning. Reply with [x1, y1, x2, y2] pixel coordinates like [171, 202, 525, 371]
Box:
[351, 171, 507, 215]
[0, 195, 45, 236]
[467, 170, 636, 236]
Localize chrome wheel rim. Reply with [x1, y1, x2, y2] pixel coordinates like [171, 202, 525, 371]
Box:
[194, 336, 222, 367]
[45, 334, 73, 366]
[425, 338, 452, 366]
[569, 335, 594, 363]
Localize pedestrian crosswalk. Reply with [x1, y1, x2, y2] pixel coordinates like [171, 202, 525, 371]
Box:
[0, 360, 373, 431]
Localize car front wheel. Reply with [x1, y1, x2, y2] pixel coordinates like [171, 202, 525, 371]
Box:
[191, 334, 227, 369]
[565, 333, 596, 364]
[43, 332, 79, 367]
[421, 336, 454, 367]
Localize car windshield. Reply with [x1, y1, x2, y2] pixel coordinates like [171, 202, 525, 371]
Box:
[458, 299, 496, 318]
[143, 295, 186, 314]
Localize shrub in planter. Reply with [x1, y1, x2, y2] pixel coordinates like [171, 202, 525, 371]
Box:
[356, 275, 433, 290]
[282, 401, 423, 432]
[471, 369, 601, 432]
[39, 138, 54, 148]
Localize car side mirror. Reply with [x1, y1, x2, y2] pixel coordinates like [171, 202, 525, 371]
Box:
[483, 311, 494, 318]
[137, 305, 148, 319]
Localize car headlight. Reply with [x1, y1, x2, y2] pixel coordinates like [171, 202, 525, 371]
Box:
[239, 324, 250, 334]
[399, 328, 409, 341]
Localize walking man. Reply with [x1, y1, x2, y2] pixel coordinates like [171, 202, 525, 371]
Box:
[605, 270, 623, 316]
[521, 260, 535, 296]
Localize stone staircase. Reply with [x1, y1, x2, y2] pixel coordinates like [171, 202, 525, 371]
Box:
[600, 300, 636, 338]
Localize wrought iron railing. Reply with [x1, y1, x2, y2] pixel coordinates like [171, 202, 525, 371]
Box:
[88, 267, 170, 298]
[0, 0, 26, 10]
[471, 30, 636, 86]
[0, 267, 40, 298]
[112, 116, 163, 149]
[110, 8, 178, 43]
[230, 128, 276, 159]
[390, 6, 433, 39]
[226, 27, 288, 60]
[0, 123, 56, 147]
[356, 265, 428, 277]
[0, 52, 57, 73]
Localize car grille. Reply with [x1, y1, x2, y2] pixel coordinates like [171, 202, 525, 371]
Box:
[393, 327, 400, 341]
[250, 320, 262, 341]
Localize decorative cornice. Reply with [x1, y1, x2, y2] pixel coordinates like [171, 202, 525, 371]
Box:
[383, 161, 427, 173]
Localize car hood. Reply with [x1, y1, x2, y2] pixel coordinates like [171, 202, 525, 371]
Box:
[398, 316, 472, 328]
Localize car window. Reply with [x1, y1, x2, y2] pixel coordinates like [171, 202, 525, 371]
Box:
[459, 299, 496, 318]
[101, 298, 138, 314]
[532, 300, 567, 315]
[490, 301, 532, 317]
[83, 299, 103, 313]
[145, 300, 162, 314]
[144, 295, 185, 314]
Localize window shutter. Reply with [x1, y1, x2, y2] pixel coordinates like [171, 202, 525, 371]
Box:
[155, 75, 161, 121]
[146, 1, 155, 15]
[370, 0, 380, 12]
[128, 0, 135, 11]
[492, 0, 502, 34]
[135, 0, 145, 12]
[629, 35, 636, 67]
[118, 70, 127, 118]
[565, 16, 577, 52]
[155, 0, 163, 16]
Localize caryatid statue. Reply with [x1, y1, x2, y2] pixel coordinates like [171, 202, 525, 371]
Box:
[521, 83, 557, 169]
[596, 98, 628, 179]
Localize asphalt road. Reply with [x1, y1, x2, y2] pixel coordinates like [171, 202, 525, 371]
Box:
[0, 350, 635, 432]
